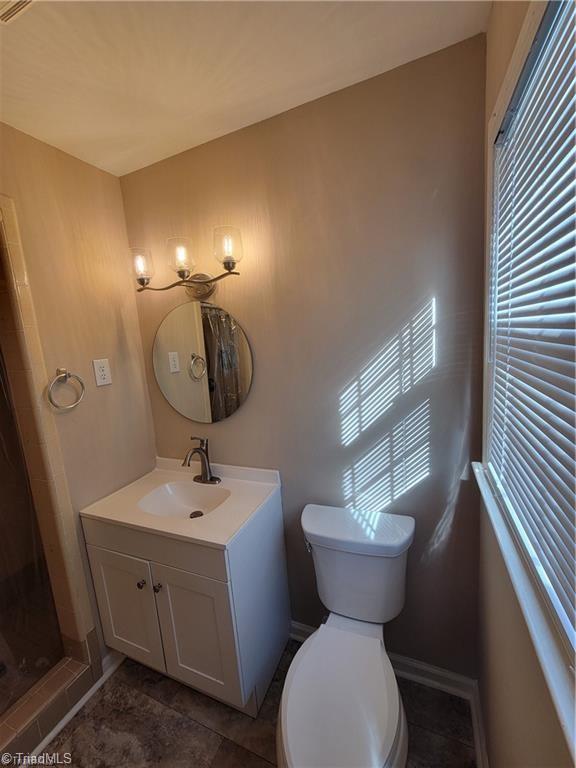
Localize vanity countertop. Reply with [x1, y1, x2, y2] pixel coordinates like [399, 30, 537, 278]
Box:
[80, 457, 280, 549]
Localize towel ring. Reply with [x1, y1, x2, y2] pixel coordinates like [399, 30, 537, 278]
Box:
[48, 368, 85, 411]
[188, 353, 207, 382]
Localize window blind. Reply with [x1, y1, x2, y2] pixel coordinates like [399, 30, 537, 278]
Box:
[487, 0, 576, 647]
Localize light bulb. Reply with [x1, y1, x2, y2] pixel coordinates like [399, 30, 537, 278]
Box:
[214, 226, 243, 272]
[223, 235, 234, 258]
[167, 237, 194, 279]
[131, 247, 154, 287]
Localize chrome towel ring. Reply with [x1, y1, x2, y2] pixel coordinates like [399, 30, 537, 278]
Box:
[188, 353, 207, 382]
[48, 368, 85, 411]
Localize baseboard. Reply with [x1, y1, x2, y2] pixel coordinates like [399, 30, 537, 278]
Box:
[101, 649, 125, 676]
[469, 680, 490, 768]
[289, 620, 316, 643]
[33, 650, 125, 756]
[290, 620, 489, 768]
[389, 651, 475, 698]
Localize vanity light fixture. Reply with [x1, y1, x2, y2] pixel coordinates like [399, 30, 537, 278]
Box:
[132, 227, 242, 300]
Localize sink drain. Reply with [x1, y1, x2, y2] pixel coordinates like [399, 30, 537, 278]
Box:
[189, 510, 204, 519]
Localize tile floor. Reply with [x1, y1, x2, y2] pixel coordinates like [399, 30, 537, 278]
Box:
[46, 641, 476, 767]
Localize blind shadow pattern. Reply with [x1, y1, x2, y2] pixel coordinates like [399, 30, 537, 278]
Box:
[339, 299, 435, 447]
[342, 400, 431, 539]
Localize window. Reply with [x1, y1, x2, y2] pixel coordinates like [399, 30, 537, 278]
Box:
[486, 1, 575, 647]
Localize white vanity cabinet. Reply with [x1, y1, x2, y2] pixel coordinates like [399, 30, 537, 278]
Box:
[81, 461, 290, 715]
[87, 548, 244, 705]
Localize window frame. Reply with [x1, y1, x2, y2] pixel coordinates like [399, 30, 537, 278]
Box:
[476, 0, 575, 756]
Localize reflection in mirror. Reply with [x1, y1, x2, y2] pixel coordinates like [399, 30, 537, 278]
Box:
[153, 302, 253, 423]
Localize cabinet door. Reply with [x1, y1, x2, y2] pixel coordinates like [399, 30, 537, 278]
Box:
[87, 545, 165, 672]
[151, 562, 244, 706]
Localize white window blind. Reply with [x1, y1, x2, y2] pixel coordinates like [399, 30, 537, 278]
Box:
[487, 0, 576, 647]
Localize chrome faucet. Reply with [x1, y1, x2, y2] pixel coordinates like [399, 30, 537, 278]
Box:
[182, 437, 221, 484]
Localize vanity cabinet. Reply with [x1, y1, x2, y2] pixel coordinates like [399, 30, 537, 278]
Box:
[88, 546, 243, 705]
[81, 466, 290, 716]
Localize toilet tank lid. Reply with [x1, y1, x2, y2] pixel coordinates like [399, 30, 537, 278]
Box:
[302, 504, 415, 556]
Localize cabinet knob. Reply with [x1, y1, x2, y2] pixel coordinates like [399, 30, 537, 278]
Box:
[136, 579, 146, 590]
[153, 583, 163, 593]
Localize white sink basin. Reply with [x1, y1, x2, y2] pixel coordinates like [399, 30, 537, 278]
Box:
[138, 481, 231, 519]
[80, 459, 281, 548]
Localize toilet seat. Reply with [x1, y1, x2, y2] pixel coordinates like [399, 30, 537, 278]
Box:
[278, 617, 406, 768]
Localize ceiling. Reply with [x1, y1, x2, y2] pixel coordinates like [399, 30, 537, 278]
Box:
[0, 1, 491, 176]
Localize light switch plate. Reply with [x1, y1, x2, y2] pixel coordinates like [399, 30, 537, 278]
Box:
[93, 358, 112, 386]
[168, 351, 180, 373]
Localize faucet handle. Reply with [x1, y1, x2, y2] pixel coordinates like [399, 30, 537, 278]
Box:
[190, 436, 208, 449]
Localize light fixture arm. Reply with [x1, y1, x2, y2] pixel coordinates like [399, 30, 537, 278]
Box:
[136, 271, 239, 292]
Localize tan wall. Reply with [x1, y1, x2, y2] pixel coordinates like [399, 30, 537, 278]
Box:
[121, 36, 486, 675]
[0, 123, 156, 512]
[479, 512, 572, 767]
[479, 3, 572, 765]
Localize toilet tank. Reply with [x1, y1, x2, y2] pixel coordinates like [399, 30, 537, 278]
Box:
[302, 505, 415, 624]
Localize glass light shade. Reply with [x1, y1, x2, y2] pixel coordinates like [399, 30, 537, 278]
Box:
[131, 247, 154, 287]
[166, 237, 194, 279]
[213, 226, 243, 272]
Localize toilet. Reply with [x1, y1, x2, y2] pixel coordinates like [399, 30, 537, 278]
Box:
[277, 503, 415, 768]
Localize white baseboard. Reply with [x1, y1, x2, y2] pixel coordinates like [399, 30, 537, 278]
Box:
[469, 682, 490, 768]
[289, 620, 316, 643]
[33, 651, 125, 756]
[102, 650, 125, 675]
[389, 651, 474, 697]
[290, 620, 489, 768]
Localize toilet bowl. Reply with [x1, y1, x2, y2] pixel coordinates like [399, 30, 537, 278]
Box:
[277, 504, 415, 768]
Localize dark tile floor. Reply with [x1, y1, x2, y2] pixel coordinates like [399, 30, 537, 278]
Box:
[46, 640, 476, 767]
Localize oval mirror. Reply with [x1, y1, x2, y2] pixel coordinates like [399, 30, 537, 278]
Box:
[153, 302, 253, 423]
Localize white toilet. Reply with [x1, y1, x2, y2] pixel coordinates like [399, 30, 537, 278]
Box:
[277, 503, 415, 768]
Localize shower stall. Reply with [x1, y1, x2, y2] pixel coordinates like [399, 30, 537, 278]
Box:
[0, 348, 63, 716]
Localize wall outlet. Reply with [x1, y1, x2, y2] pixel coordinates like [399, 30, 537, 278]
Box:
[93, 358, 112, 386]
[168, 351, 180, 373]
